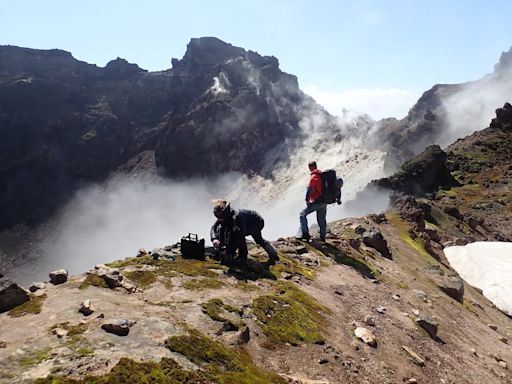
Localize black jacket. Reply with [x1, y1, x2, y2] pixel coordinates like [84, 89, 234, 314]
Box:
[210, 209, 264, 245]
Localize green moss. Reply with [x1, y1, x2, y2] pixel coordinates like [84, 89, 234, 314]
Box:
[309, 242, 380, 280]
[270, 254, 315, 280]
[8, 295, 45, 317]
[65, 335, 94, 358]
[35, 357, 209, 383]
[463, 300, 479, 316]
[252, 281, 328, 346]
[201, 298, 241, 328]
[165, 331, 286, 384]
[108, 255, 225, 278]
[49, 322, 88, 337]
[124, 270, 157, 289]
[387, 212, 439, 266]
[19, 347, 51, 368]
[182, 277, 225, 291]
[79, 274, 109, 290]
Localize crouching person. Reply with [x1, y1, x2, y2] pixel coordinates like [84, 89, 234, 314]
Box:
[210, 199, 279, 267]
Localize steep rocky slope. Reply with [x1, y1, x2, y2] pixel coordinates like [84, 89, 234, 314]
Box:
[0, 105, 511, 383]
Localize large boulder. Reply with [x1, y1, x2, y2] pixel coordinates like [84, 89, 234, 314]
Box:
[362, 229, 392, 259]
[429, 273, 464, 303]
[0, 277, 30, 313]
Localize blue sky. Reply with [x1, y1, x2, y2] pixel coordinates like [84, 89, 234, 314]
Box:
[2, 0, 512, 119]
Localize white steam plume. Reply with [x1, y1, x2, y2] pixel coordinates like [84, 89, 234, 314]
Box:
[440, 67, 512, 147]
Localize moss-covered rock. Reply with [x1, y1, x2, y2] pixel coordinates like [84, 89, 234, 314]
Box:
[124, 270, 157, 289]
[252, 281, 327, 346]
[7, 294, 46, 317]
[165, 330, 286, 384]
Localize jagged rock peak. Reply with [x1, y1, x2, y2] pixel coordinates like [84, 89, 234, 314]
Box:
[172, 36, 280, 72]
[104, 57, 146, 79]
[494, 46, 512, 73]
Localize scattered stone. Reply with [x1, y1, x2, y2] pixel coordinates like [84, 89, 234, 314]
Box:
[407, 379, 418, 384]
[362, 229, 392, 258]
[236, 325, 250, 344]
[0, 277, 30, 313]
[415, 313, 438, 339]
[402, 346, 425, 366]
[351, 224, 366, 235]
[52, 328, 68, 338]
[79, 299, 95, 316]
[318, 358, 329, 364]
[221, 321, 238, 332]
[101, 319, 135, 336]
[0, 341, 6, 348]
[412, 289, 428, 302]
[411, 309, 420, 316]
[137, 248, 148, 257]
[364, 315, 375, 326]
[98, 272, 123, 289]
[498, 336, 508, 344]
[499, 361, 508, 369]
[295, 246, 308, 255]
[348, 238, 361, 249]
[487, 324, 498, 331]
[95, 264, 114, 272]
[392, 294, 401, 301]
[49, 269, 68, 285]
[428, 273, 464, 303]
[376, 306, 386, 314]
[469, 348, 477, 356]
[150, 248, 176, 261]
[354, 327, 377, 347]
[29, 282, 47, 292]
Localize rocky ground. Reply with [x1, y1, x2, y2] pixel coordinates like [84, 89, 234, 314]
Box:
[0, 206, 511, 383]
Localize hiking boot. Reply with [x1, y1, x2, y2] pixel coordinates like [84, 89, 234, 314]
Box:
[295, 233, 310, 242]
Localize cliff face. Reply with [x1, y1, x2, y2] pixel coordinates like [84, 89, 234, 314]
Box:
[0, 38, 325, 229]
[377, 47, 512, 172]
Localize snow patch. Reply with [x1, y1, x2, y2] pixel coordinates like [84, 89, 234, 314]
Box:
[444, 242, 512, 316]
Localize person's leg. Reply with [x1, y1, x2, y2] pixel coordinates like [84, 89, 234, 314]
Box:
[299, 204, 315, 239]
[316, 204, 327, 240]
[236, 238, 248, 266]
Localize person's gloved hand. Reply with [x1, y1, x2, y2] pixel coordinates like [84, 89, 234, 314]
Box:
[336, 199, 342, 205]
[213, 239, 220, 249]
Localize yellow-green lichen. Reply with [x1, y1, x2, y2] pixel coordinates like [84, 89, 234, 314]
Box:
[182, 277, 225, 291]
[310, 242, 380, 280]
[19, 347, 52, 368]
[124, 270, 157, 289]
[108, 255, 225, 278]
[165, 331, 286, 384]
[201, 298, 241, 329]
[252, 281, 328, 346]
[35, 357, 208, 383]
[8, 295, 45, 317]
[270, 253, 315, 280]
[79, 274, 109, 290]
[49, 322, 88, 337]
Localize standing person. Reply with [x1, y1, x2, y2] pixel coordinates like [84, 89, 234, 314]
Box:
[210, 199, 279, 267]
[297, 161, 328, 242]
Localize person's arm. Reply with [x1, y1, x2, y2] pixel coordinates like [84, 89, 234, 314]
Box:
[211, 223, 220, 248]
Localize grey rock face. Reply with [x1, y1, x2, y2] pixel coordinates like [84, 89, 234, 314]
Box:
[0, 277, 30, 313]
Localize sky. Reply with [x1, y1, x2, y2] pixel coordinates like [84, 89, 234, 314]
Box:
[2, 0, 512, 119]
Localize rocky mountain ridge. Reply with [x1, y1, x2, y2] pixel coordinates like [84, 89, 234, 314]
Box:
[0, 37, 332, 230]
[0, 104, 511, 383]
[377, 47, 512, 172]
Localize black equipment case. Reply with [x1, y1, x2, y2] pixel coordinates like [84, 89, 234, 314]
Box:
[180, 233, 205, 260]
